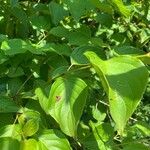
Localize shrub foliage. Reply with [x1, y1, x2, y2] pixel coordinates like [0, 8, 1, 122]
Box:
[0, 0, 150, 149]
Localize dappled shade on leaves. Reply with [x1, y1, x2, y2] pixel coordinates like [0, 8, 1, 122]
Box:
[85, 51, 149, 134]
[36, 76, 88, 137]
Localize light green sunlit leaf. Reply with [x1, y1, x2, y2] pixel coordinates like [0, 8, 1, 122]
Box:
[85, 51, 149, 134]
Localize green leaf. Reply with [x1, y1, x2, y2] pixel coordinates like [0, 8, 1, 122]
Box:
[123, 142, 149, 150]
[0, 124, 21, 140]
[140, 28, 150, 44]
[38, 129, 72, 150]
[51, 25, 92, 46]
[111, 0, 130, 17]
[49, 2, 68, 25]
[92, 106, 106, 123]
[11, 7, 29, 27]
[48, 43, 72, 56]
[30, 15, 51, 31]
[1, 39, 35, 56]
[71, 46, 106, 65]
[9, 0, 19, 7]
[36, 76, 88, 137]
[0, 138, 20, 150]
[21, 139, 39, 150]
[90, 0, 113, 14]
[1, 39, 27, 55]
[11, 6, 29, 37]
[0, 34, 8, 43]
[50, 66, 68, 80]
[7, 78, 23, 96]
[82, 123, 113, 150]
[136, 53, 150, 65]
[95, 13, 113, 27]
[22, 119, 39, 137]
[33, 3, 49, 15]
[0, 96, 20, 113]
[68, 26, 91, 46]
[7, 67, 24, 77]
[1, 39, 46, 55]
[35, 86, 50, 113]
[0, 51, 8, 64]
[63, 0, 94, 20]
[50, 26, 70, 38]
[132, 122, 150, 136]
[0, 114, 14, 128]
[47, 53, 69, 69]
[85, 51, 149, 134]
[18, 109, 41, 126]
[113, 46, 144, 56]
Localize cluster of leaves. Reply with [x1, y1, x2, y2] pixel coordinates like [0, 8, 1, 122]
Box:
[0, 0, 150, 149]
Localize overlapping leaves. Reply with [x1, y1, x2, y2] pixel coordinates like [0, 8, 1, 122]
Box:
[0, 0, 149, 149]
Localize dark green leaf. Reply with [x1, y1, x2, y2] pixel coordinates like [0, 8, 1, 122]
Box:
[0, 96, 20, 113]
[123, 142, 149, 150]
[49, 2, 68, 25]
[71, 46, 106, 65]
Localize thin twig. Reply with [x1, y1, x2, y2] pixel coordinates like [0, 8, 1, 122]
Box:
[15, 74, 33, 96]
[67, 64, 74, 71]
[37, 32, 49, 45]
[129, 117, 137, 122]
[99, 100, 109, 106]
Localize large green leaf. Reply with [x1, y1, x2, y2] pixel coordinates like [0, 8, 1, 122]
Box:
[36, 76, 88, 137]
[38, 129, 72, 150]
[85, 52, 149, 134]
